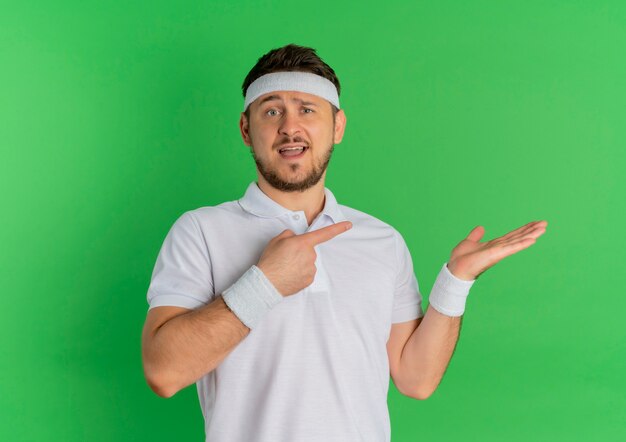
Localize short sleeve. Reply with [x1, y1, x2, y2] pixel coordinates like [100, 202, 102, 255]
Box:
[146, 211, 214, 310]
[391, 230, 425, 323]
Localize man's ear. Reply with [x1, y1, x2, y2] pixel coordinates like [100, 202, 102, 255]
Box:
[333, 109, 347, 144]
[239, 112, 252, 146]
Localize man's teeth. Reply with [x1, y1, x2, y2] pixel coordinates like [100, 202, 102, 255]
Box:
[280, 147, 306, 152]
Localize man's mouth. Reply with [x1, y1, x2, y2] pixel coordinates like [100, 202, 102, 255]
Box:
[278, 145, 308, 158]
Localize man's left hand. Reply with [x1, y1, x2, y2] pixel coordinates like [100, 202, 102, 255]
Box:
[447, 220, 548, 281]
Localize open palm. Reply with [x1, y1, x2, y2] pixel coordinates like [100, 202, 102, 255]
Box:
[447, 220, 548, 280]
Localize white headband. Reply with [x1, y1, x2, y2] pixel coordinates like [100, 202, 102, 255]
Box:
[243, 71, 340, 112]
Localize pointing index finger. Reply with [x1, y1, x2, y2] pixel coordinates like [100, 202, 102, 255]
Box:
[300, 221, 353, 245]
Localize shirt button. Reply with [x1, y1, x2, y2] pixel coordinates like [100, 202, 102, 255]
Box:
[292, 214, 300, 220]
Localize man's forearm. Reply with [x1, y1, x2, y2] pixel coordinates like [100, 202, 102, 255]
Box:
[398, 305, 462, 399]
[143, 295, 250, 398]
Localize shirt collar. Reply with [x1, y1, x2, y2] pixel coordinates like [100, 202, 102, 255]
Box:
[238, 181, 347, 224]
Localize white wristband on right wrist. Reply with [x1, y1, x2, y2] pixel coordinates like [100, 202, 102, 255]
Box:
[428, 262, 476, 317]
[222, 265, 284, 329]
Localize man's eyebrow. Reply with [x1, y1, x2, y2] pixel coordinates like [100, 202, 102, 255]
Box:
[258, 95, 318, 106]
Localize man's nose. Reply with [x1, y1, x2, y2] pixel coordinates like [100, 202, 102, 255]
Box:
[278, 110, 302, 137]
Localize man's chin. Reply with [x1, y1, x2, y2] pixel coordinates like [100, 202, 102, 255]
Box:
[266, 174, 323, 192]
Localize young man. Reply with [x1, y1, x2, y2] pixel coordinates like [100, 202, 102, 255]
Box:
[141, 44, 547, 442]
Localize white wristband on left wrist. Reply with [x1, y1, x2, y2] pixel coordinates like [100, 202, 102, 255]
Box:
[428, 262, 476, 317]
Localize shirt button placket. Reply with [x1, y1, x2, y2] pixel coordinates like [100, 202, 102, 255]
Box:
[309, 246, 330, 293]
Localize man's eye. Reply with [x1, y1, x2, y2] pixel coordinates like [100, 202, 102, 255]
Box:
[266, 109, 279, 116]
[303, 108, 314, 113]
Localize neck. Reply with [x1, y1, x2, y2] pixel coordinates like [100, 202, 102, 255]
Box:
[256, 175, 326, 226]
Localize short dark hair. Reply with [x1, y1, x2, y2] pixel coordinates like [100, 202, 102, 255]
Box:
[242, 43, 341, 120]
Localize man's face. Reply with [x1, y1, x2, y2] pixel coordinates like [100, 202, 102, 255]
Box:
[239, 90, 346, 192]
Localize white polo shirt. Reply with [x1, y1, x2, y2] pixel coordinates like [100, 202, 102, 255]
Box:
[146, 181, 464, 442]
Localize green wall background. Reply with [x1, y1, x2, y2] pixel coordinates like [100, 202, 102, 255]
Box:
[1, 1, 624, 440]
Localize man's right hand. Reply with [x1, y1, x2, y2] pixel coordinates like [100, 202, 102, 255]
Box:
[256, 221, 353, 297]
